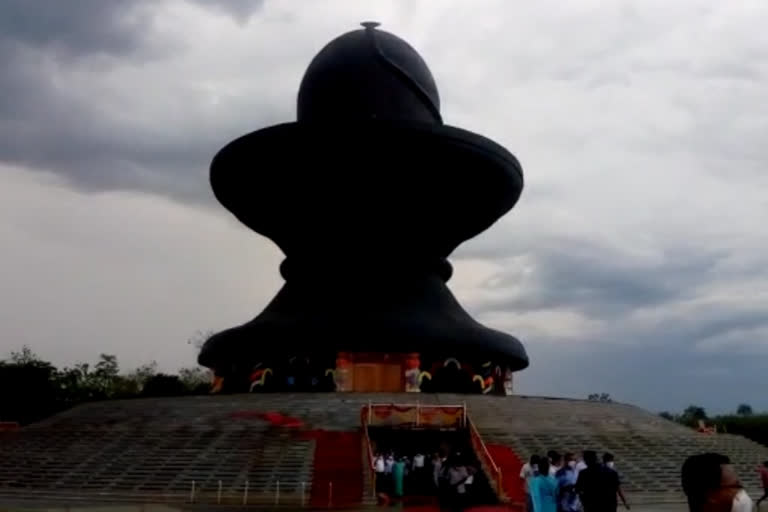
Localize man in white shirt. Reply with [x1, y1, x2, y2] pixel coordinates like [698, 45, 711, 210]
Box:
[520, 454, 540, 481]
[520, 454, 540, 512]
[411, 452, 426, 494]
[385, 454, 395, 474]
[549, 451, 563, 476]
[374, 454, 385, 494]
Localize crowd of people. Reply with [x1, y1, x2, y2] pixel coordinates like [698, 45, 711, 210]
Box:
[374, 445, 768, 512]
[523, 450, 768, 512]
[373, 449, 480, 509]
[520, 450, 629, 512]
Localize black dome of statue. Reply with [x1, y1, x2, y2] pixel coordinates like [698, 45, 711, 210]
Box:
[200, 22, 528, 375]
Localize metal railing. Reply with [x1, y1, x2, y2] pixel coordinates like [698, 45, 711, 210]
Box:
[360, 402, 505, 501]
[467, 413, 504, 500]
[0, 481, 309, 508]
[363, 417, 377, 499]
[360, 402, 468, 500]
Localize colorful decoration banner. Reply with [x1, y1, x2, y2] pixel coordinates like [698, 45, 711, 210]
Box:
[361, 404, 465, 428]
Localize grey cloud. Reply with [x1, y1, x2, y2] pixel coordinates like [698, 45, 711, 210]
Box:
[185, 0, 266, 21]
[460, 228, 768, 406]
[2, 0, 768, 414]
[0, 1, 154, 58]
[520, 342, 768, 414]
[0, 0, 291, 205]
[465, 237, 729, 317]
[629, 306, 768, 351]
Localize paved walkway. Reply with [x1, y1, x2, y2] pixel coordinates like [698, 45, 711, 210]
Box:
[630, 506, 687, 512]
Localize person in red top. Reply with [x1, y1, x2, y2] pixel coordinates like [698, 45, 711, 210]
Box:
[758, 461, 768, 509]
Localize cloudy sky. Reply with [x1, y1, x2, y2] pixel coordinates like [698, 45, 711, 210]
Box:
[1, 0, 766, 414]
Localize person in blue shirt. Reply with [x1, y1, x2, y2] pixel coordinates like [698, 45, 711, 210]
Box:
[530, 458, 559, 512]
[555, 452, 581, 512]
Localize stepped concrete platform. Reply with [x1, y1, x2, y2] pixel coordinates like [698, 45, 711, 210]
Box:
[1, 393, 766, 507]
[465, 395, 768, 504]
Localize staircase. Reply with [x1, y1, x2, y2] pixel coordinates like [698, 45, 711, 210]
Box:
[309, 430, 363, 508]
[485, 443, 526, 506]
[463, 395, 768, 504]
[1, 393, 766, 507]
[0, 399, 313, 506]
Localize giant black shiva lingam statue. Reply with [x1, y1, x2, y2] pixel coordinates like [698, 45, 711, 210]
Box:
[199, 22, 527, 394]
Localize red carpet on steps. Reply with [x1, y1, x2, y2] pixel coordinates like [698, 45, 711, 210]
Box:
[486, 443, 526, 506]
[309, 430, 363, 508]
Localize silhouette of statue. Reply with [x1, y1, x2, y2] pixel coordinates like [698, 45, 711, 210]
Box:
[199, 22, 528, 384]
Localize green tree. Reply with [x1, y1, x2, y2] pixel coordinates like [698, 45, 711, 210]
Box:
[737, 404, 753, 416]
[120, 361, 158, 395]
[3, 345, 215, 424]
[680, 405, 708, 427]
[1, 347, 61, 424]
[55, 365, 90, 402]
[9, 345, 43, 366]
[141, 374, 188, 397]
[179, 366, 211, 393]
[92, 354, 120, 397]
[659, 411, 676, 421]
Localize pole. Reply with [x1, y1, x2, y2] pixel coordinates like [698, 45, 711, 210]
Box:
[217, 480, 222, 504]
[462, 401, 467, 427]
[416, 400, 420, 426]
[368, 400, 372, 424]
[190, 480, 196, 503]
[328, 481, 333, 508]
[243, 480, 249, 505]
[275, 479, 280, 506]
[302, 481, 306, 507]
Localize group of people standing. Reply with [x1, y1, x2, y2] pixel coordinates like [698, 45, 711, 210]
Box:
[374, 450, 479, 509]
[521, 450, 768, 512]
[520, 450, 629, 512]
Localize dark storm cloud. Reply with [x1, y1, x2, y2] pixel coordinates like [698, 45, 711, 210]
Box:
[469, 237, 729, 317]
[0, 0, 286, 205]
[523, 342, 768, 414]
[630, 305, 768, 350]
[0, 0, 154, 58]
[461, 228, 768, 413]
[0, 1, 265, 56]
[475, 237, 768, 344]
[0, 0, 185, 196]
[1, 0, 766, 414]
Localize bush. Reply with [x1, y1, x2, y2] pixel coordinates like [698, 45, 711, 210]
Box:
[712, 414, 768, 446]
[141, 374, 189, 397]
[1, 345, 211, 424]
